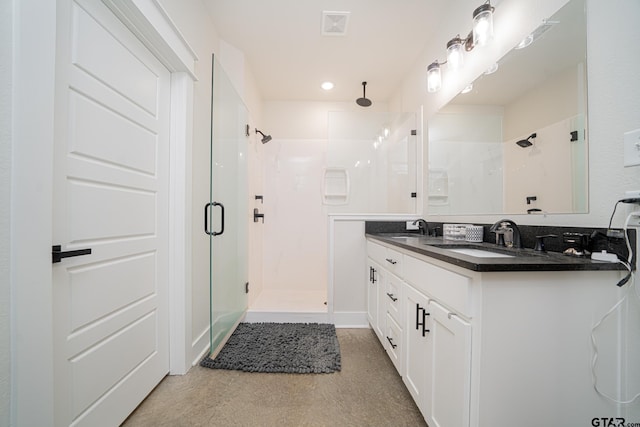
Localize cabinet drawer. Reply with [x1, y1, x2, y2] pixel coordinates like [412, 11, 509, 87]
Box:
[385, 314, 403, 374]
[403, 254, 472, 318]
[385, 273, 403, 324]
[383, 247, 403, 276]
[367, 240, 403, 277]
[367, 240, 387, 265]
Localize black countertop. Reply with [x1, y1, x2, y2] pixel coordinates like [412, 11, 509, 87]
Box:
[366, 232, 629, 272]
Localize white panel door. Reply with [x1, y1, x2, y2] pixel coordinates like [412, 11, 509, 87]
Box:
[52, 1, 170, 425]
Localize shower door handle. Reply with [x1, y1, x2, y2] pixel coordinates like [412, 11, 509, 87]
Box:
[204, 201, 225, 236]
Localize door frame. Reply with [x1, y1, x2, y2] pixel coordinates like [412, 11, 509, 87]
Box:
[11, 0, 197, 425]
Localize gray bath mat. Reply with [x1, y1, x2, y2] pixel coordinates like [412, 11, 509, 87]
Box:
[200, 322, 341, 374]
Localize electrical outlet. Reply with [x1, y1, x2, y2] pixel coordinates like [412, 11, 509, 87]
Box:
[406, 220, 419, 230]
[623, 129, 640, 167]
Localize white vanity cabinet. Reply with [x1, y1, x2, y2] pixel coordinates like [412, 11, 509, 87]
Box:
[366, 236, 626, 427]
[366, 240, 404, 373]
[402, 254, 472, 427]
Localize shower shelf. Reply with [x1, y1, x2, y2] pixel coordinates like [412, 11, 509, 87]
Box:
[322, 167, 349, 205]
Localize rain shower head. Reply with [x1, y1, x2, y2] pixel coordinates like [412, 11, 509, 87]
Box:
[255, 128, 272, 144]
[356, 81, 372, 107]
[516, 132, 537, 148]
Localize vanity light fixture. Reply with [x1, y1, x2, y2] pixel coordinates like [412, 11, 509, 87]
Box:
[427, 1, 495, 93]
[472, 2, 495, 47]
[446, 36, 465, 71]
[427, 61, 442, 93]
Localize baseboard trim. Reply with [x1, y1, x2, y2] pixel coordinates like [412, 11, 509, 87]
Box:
[191, 326, 210, 366]
[333, 311, 368, 328]
[244, 311, 331, 324]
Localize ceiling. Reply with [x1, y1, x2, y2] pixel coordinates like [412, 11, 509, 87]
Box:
[204, 0, 452, 103]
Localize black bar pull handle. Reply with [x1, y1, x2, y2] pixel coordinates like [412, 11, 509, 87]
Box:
[52, 245, 91, 264]
[416, 303, 430, 336]
[386, 292, 398, 302]
[204, 202, 213, 235]
[386, 336, 398, 349]
[213, 202, 224, 236]
[204, 202, 224, 236]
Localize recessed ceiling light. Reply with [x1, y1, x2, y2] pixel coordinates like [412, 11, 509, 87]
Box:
[321, 81, 334, 91]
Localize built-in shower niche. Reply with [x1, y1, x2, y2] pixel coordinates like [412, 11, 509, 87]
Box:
[322, 167, 349, 205]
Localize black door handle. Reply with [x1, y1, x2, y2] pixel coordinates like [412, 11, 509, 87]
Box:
[204, 201, 225, 236]
[52, 245, 91, 263]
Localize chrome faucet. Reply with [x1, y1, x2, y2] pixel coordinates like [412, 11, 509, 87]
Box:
[412, 219, 429, 236]
[489, 219, 523, 248]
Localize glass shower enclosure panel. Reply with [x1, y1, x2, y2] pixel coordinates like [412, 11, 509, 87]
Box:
[326, 111, 417, 214]
[206, 55, 248, 355]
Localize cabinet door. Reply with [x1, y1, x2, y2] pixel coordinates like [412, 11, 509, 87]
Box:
[403, 283, 431, 417]
[366, 259, 385, 341]
[426, 300, 472, 427]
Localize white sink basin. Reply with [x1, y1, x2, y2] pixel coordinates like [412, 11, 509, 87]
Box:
[447, 248, 514, 258]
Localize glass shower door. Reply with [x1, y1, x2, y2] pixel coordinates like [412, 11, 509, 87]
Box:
[206, 55, 248, 354]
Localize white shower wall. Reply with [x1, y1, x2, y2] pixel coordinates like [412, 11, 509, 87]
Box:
[253, 101, 418, 315]
[256, 138, 329, 313]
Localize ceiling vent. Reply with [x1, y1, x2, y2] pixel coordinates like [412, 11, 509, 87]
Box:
[322, 11, 350, 36]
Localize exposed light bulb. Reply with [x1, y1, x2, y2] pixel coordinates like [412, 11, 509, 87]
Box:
[427, 62, 442, 93]
[472, 3, 494, 47]
[446, 36, 465, 71]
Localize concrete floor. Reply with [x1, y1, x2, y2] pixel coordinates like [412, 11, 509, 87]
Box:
[122, 328, 427, 427]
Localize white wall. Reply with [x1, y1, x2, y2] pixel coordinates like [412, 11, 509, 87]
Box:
[261, 101, 391, 307]
[157, 0, 223, 365]
[1, 0, 12, 424]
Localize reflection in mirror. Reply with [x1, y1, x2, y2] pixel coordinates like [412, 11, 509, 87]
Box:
[428, 0, 587, 215]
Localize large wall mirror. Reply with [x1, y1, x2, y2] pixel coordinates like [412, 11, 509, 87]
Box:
[427, 0, 587, 215]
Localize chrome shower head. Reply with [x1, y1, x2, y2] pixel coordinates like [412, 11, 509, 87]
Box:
[255, 128, 272, 144]
[516, 132, 537, 148]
